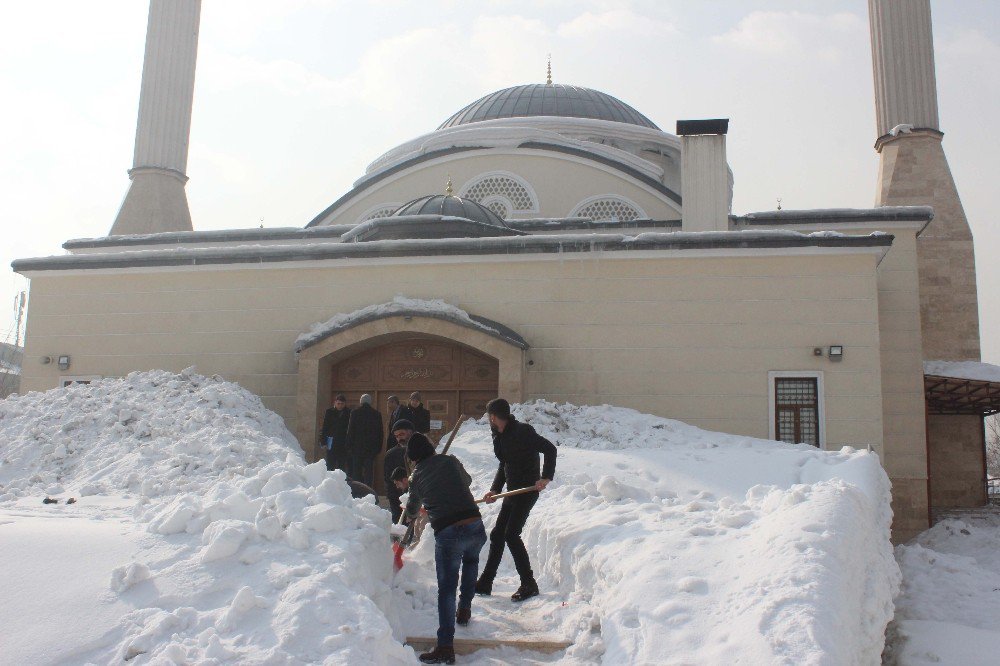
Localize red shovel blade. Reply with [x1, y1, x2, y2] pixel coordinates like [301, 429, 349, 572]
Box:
[392, 541, 404, 572]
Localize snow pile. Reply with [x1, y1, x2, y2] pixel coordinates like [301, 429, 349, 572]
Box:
[0, 370, 412, 664]
[890, 513, 1000, 664]
[295, 296, 500, 352]
[0, 368, 297, 500]
[395, 401, 899, 664]
[924, 359, 1000, 383]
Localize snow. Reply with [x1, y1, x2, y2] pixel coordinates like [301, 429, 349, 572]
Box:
[890, 512, 1000, 664]
[924, 359, 1000, 383]
[295, 296, 501, 351]
[889, 123, 915, 136]
[0, 375, 901, 664]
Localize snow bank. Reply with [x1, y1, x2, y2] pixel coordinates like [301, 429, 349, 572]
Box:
[890, 513, 1000, 663]
[0, 370, 413, 664]
[395, 401, 899, 664]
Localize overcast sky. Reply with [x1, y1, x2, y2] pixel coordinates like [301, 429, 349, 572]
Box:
[1, 0, 997, 363]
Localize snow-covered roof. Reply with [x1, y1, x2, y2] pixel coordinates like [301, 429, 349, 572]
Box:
[924, 360, 1000, 383]
[14, 229, 894, 274]
[733, 206, 934, 226]
[294, 296, 529, 353]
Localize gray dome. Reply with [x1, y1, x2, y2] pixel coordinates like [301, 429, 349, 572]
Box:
[394, 195, 507, 226]
[439, 83, 659, 130]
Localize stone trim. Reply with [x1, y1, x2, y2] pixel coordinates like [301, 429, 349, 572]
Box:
[733, 206, 933, 226]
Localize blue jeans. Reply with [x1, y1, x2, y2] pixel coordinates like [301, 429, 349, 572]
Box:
[434, 519, 487, 647]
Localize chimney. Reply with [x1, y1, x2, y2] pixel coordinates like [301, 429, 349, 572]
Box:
[677, 119, 730, 232]
[110, 0, 201, 236]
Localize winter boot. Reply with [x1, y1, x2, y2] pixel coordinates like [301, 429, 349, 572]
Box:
[511, 579, 539, 602]
[474, 577, 493, 596]
[419, 645, 456, 664]
[456, 607, 471, 626]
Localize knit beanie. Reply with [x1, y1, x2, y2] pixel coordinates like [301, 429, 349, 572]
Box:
[392, 419, 415, 433]
[406, 432, 435, 463]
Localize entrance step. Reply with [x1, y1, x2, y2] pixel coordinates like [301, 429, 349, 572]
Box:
[405, 636, 572, 656]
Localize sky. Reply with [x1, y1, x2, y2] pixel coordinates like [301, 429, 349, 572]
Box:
[1, 0, 997, 363]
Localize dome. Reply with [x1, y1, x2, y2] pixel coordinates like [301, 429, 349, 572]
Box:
[439, 83, 659, 130]
[393, 194, 507, 226]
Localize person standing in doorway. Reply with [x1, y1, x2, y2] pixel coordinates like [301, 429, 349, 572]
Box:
[386, 395, 404, 451]
[345, 394, 383, 487]
[476, 398, 557, 603]
[321, 394, 351, 473]
[384, 419, 415, 522]
[404, 432, 486, 665]
[405, 391, 431, 434]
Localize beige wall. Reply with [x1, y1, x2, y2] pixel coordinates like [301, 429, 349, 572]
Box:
[927, 414, 987, 509]
[328, 150, 681, 225]
[21, 249, 885, 459]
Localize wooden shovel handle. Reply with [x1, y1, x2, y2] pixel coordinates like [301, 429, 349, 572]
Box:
[440, 414, 468, 456]
[475, 486, 539, 504]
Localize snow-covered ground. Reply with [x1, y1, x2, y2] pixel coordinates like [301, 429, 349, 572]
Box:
[888, 511, 1000, 665]
[0, 371, 900, 664]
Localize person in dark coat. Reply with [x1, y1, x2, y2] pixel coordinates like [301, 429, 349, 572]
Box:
[383, 419, 414, 522]
[345, 394, 383, 487]
[386, 395, 404, 450]
[404, 433, 486, 664]
[476, 398, 557, 603]
[402, 391, 432, 434]
[321, 394, 351, 473]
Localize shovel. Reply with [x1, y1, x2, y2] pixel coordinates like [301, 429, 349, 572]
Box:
[475, 486, 539, 504]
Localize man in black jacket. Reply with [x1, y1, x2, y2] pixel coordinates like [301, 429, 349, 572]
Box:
[345, 394, 383, 487]
[476, 398, 556, 603]
[402, 391, 432, 434]
[405, 433, 487, 665]
[321, 394, 351, 472]
[386, 395, 404, 450]
[383, 419, 414, 522]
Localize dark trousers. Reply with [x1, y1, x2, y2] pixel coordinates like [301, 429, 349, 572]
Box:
[480, 491, 538, 584]
[388, 487, 403, 523]
[325, 439, 347, 474]
[349, 454, 373, 486]
[434, 520, 487, 647]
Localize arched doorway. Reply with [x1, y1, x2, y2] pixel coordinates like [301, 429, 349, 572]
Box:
[330, 336, 498, 492]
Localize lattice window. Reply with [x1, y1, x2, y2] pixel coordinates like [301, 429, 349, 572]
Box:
[480, 197, 511, 219]
[572, 197, 644, 222]
[461, 174, 536, 212]
[774, 378, 819, 447]
[357, 205, 400, 224]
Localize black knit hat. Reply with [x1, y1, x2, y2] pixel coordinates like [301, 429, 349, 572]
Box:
[406, 432, 435, 463]
[486, 398, 511, 419]
[392, 419, 415, 433]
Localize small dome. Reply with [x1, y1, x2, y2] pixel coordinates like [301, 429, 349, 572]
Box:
[439, 83, 659, 130]
[393, 195, 507, 226]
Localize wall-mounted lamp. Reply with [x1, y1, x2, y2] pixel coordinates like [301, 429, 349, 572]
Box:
[57, 355, 71, 371]
[828, 345, 844, 361]
[813, 347, 823, 356]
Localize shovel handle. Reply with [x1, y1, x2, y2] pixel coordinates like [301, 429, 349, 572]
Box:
[475, 486, 539, 504]
[440, 414, 468, 456]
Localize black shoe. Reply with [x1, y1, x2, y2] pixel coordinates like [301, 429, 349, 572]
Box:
[474, 577, 493, 596]
[456, 607, 471, 626]
[419, 645, 456, 664]
[511, 580, 539, 602]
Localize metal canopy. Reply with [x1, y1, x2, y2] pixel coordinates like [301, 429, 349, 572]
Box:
[925, 374, 1000, 416]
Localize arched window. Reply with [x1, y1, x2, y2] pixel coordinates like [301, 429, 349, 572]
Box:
[460, 172, 538, 219]
[570, 196, 646, 222]
[355, 204, 401, 225]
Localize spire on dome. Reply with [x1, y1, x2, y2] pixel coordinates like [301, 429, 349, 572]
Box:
[445, 175, 454, 196]
[546, 54, 552, 85]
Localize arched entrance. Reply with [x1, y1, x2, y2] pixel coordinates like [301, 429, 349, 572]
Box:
[331, 337, 498, 491]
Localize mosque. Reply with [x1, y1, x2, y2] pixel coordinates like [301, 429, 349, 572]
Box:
[12, 0, 999, 541]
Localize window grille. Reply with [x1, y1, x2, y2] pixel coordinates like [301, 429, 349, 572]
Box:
[358, 205, 399, 224]
[462, 175, 536, 212]
[573, 198, 643, 222]
[480, 197, 512, 219]
[774, 378, 819, 446]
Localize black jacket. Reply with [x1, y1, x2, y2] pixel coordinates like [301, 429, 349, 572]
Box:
[400, 404, 431, 434]
[321, 406, 351, 450]
[405, 454, 481, 533]
[490, 417, 557, 493]
[383, 444, 408, 490]
[386, 405, 406, 448]
[346, 403, 384, 459]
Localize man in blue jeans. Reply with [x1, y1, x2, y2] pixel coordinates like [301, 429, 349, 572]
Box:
[404, 432, 486, 665]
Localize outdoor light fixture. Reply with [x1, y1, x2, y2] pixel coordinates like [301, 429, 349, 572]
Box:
[57, 355, 71, 371]
[828, 345, 844, 361]
[40, 356, 51, 365]
[813, 347, 823, 356]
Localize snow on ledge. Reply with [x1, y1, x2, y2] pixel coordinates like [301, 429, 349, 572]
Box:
[294, 296, 528, 353]
[924, 360, 1000, 383]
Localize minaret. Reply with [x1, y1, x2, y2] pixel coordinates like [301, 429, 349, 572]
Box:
[110, 0, 201, 236]
[869, 0, 980, 361]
